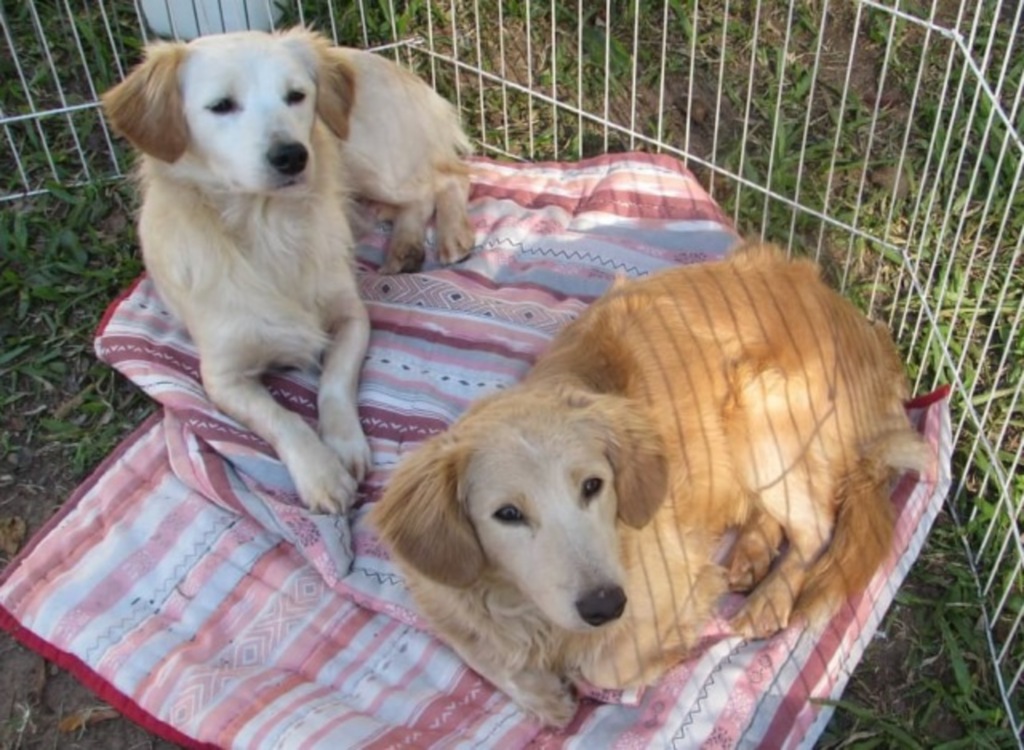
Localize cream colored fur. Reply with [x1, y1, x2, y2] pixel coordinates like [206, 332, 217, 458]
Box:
[102, 28, 473, 512]
[372, 241, 928, 726]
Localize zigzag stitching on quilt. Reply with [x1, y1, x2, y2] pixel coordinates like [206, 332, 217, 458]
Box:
[671, 640, 744, 747]
[477, 236, 526, 250]
[476, 234, 643, 277]
[98, 341, 200, 378]
[476, 235, 639, 274]
[427, 682, 484, 730]
[519, 245, 645, 275]
[352, 566, 403, 587]
[182, 415, 268, 447]
[361, 416, 436, 436]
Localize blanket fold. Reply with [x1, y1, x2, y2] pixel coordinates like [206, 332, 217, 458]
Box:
[1, 153, 950, 749]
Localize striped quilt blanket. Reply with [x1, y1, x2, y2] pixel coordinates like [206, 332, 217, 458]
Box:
[0, 154, 951, 749]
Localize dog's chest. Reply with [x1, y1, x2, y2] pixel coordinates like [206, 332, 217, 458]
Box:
[234, 204, 352, 317]
[168, 201, 357, 370]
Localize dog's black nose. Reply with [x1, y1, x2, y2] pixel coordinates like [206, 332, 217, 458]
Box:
[267, 141, 308, 176]
[575, 585, 627, 626]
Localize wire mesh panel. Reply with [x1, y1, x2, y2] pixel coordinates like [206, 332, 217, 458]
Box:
[1, 0, 1021, 740]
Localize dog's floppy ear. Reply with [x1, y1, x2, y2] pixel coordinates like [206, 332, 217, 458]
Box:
[316, 47, 356, 141]
[370, 436, 484, 588]
[282, 27, 356, 141]
[102, 43, 188, 163]
[588, 395, 668, 529]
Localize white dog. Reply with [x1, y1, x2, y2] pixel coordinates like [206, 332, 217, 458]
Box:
[102, 29, 473, 512]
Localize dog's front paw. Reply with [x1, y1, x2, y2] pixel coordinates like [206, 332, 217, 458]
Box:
[524, 685, 578, 729]
[508, 671, 578, 729]
[727, 530, 777, 593]
[321, 429, 372, 486]
[290, 441, 359, 514]
[730, 574, 795, 640]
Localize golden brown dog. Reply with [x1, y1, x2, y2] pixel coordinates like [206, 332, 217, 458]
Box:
[102, 28, 473, 513]
[371, 241, 928, 726]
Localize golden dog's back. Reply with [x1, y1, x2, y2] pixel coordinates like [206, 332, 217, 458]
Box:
[532, 241, 927, 633]
[538, 240, 914, 485]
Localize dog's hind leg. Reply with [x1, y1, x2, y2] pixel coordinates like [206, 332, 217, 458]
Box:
[380, 197, 432, 274]
[730, 467, 834, 639]
[434, 167, 474, 265]
[723, 362, 836, 637]
[727, 508, 784, 593]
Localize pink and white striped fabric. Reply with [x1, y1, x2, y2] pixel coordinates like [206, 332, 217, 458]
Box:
[0, 154, 951, 749]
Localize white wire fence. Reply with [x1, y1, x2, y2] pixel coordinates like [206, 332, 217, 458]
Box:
[1, 0, 1021, 740]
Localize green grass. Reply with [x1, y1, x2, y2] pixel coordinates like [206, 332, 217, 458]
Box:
[818, 520, 1020, 749]
[0, 182, 151, 474]
[1, 0, 1021, 746]
[0, 2, 145, 197]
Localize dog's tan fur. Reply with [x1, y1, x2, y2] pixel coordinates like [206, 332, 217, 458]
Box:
[102, 29, 473, 513]
[372, 241, 928, 726]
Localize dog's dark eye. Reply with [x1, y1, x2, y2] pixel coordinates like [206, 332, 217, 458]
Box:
[207, 97, 238, 115]
[581, 477, 603, 500]
[285, 90, 306, 105]
[493, 505, 526, 524]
